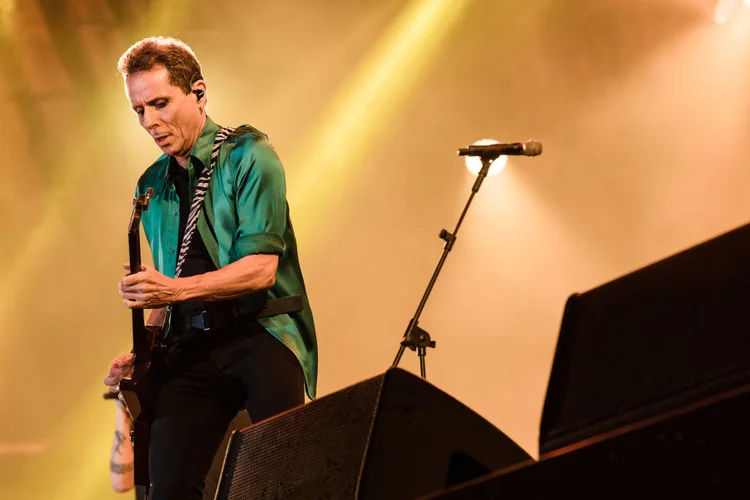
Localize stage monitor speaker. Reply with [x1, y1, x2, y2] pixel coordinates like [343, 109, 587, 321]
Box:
[420, 221, 750, 500]
[539, 221, 750, 454]
[215, 367, 531, 500]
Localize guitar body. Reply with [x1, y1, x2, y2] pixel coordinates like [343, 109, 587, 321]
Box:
[120, 348, 163, 488]
[119, 332, 164, 488]
[118, 188, 165, 488]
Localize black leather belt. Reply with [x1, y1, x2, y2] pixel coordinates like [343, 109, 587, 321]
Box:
[172, 295, 303, 333]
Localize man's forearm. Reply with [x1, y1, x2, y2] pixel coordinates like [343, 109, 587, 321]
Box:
[110, 402, 135, 492]
[173, 254, 278, 302]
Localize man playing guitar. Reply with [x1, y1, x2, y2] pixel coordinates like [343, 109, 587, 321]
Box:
[103, 36, 318, 500]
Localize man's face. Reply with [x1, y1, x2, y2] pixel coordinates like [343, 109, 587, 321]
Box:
[125, 65, 204, 160]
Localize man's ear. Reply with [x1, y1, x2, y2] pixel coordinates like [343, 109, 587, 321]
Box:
[191, 80, 207, 102]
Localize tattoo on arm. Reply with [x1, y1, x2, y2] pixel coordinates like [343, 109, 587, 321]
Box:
[110, 462, 134, 474]
[114, 430, 126, 454]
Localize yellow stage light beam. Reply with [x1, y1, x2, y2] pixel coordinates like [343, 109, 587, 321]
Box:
[287, 0, 477, 243]
[3, 2, 465, 496]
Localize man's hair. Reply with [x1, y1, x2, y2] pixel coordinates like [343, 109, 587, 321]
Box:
[117, 36, 203, 95]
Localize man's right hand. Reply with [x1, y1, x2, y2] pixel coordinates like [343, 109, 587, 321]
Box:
[104, 353, 134, 393]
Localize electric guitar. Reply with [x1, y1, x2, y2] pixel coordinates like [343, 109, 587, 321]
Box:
[119, 187, 164, 488]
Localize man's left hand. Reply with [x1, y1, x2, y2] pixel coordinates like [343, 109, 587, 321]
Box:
[119, 264, 180, 309]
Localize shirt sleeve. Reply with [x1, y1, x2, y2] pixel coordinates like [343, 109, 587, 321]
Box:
[233, 138, 287, 257]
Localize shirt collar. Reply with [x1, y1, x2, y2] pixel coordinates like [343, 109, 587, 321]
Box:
[190, 115, 220, 172]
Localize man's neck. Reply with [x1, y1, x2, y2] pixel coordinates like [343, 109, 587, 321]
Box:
[175, 114, 207, 168]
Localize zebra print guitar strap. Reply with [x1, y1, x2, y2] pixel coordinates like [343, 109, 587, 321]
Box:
[174, 125, 235, 277]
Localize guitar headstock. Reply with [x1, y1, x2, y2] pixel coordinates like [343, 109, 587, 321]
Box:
[128, 188, 154, 235]
[134, 187, 154, 211]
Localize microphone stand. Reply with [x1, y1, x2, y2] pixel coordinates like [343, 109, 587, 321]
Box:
[392, 154, 498, 379]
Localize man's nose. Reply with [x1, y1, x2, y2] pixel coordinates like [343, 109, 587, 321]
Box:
[142, 107, 159, 129]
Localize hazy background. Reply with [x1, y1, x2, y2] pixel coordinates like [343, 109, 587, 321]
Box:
[1, 0, 749, 498]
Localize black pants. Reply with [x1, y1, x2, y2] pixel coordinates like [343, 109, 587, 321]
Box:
[148, 321, 305, 500]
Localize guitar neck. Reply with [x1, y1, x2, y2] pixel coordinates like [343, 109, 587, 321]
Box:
[122, 189, 156, 489]
[128, 229, 148, 343]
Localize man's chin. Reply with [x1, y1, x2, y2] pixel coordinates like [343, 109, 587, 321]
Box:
[158, 145, 175, 156]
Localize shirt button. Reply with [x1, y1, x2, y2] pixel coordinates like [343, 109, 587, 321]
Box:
[172, 209, 178, 216]
[169, 248, 176, 254]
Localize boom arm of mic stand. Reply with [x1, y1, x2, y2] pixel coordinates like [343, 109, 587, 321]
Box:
[391, 157, 494, 379]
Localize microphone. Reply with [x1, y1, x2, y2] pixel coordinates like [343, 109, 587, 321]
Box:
[458, 140, 542, 157]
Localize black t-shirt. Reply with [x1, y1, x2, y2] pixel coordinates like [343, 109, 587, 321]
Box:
[171, 161, 217, 318]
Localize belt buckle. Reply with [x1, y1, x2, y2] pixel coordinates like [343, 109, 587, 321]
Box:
[199, 310, 212, 332]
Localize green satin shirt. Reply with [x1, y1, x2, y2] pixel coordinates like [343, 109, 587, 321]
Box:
[134, 116, 317, 399]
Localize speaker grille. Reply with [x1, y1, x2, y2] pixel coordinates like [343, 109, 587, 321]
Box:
[218, 373, 385, 500]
